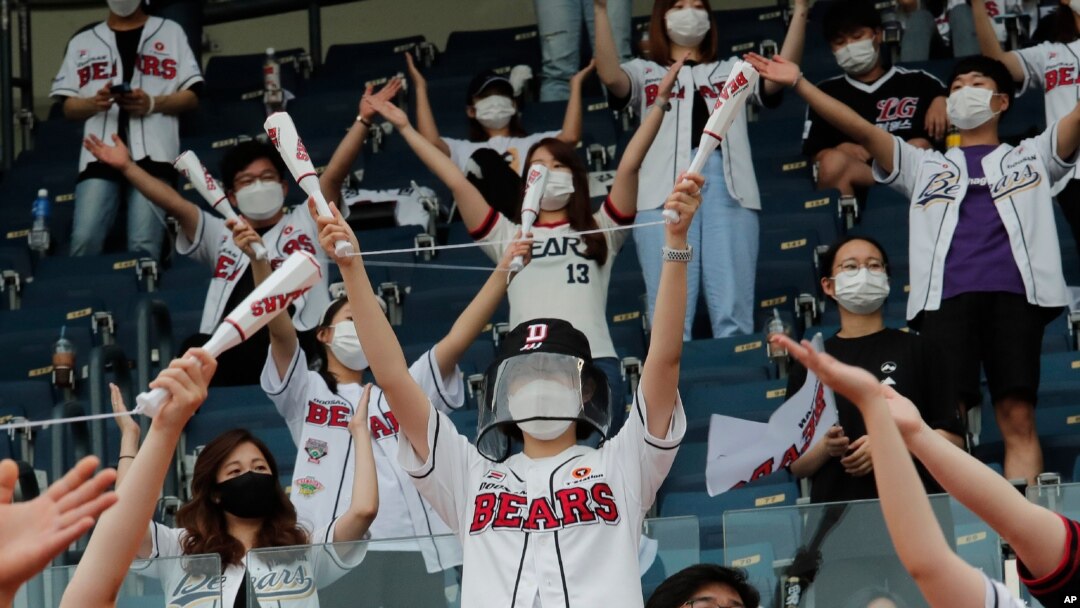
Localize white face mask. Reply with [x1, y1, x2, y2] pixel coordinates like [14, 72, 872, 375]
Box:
[947, 86, 1001, 130]
[833, 38, 878, 76]
[540, 170, 575, 211]
[508, 378, 581, 441]
[234, 180, 284, 221]
[108, 0, 141, 17]
[665, 8, 711, 48]
[473, 95, 516, 130]
[328, 321, 369, 371]
[832, 267, 890, 315]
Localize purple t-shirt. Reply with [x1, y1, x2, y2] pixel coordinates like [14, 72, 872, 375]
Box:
[941, 145, 1026, 299]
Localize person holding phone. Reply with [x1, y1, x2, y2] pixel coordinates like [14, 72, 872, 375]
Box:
[51, 0, 202, 259]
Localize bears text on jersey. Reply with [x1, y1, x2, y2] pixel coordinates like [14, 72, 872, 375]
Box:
[469, 483, 620, 534]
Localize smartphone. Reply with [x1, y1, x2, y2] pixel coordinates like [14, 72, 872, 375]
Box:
[111, 82, 133, 95]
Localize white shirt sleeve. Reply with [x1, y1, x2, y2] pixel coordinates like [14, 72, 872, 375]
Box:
[396, 404, 479, 534]
[473, 211, 518, 263]
[1014, 43, 1049, 97]
[872, 135, 929, 199]
[308, 518, 369, 590]
[50, 38, 81, 98]
[982, 572, 1027, 608]
[172, 25, 204, 92]
[604, 382, 686, 512]
[620, 59, 645, 111]
[409, 345, 466, 413]
[596, 198, 634, 253]
[260, 342, 313, 446]
[1035, 118, 1080, 183]
[444, 137, 479, 172]
[176, 210, 225, 266]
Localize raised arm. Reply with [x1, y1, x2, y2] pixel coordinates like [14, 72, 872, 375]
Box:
[230, 219, 298, 379]
[84, 133, 201, 241]
[639, 175, 701, 437]
[608, 58, 682, 217]
[61, 350, 215, 608]
[110, 383, 141, 488]
[319, 79, 403, 205]
[970, 0, 1025, 83]
[765, 0, 810, 96]
[557, 61, 595, 145]
[747, 53, 896, 174]
[1056, 100, 1080, 162]
[0, 457, 117, 608]
[433, 235, 531, 379]
[405, 53, 452, 157]
[777, 337, 988, 608]
[369, 97, 494, 231]
[334, 384, 379, 542]
[593, 0, 632, 99]
[312, 202, 434, 460]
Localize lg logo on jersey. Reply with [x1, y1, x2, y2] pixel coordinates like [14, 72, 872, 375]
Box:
[469, 484, 620, 534]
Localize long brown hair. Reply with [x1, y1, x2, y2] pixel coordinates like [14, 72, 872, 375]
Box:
[522, 139, 608, 266]
[645, 0, 720, 64]
[175, 429, 308, 567]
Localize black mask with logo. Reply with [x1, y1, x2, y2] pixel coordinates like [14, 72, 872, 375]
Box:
[216, 471, 281, 519]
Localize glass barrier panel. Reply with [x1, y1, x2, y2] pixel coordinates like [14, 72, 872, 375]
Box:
[14, 553, 222, 608]
[723, 495, 1002, 608]
[642, 515, 701, 598]
[1024, 481, 1080, 608]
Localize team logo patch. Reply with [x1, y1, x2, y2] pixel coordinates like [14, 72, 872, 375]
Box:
[154, 41, 165, 52]
[304, 438, 328, 463]
[521, 323, 548, 351]
[294, 477, 324, 497]
[484, 470, 505, 481]
[571, 467, 592, 479]
[880, 361, 897, 374]
[78, 49, 88, 58]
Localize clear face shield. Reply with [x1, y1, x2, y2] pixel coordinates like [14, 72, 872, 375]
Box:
[476, 352, 611, 462]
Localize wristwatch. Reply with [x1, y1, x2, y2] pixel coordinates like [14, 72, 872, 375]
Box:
[662, 245, 693, 263]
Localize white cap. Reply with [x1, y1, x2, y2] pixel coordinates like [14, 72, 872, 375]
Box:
[37, 189, 48, 198]
[266, 47, 275, 56]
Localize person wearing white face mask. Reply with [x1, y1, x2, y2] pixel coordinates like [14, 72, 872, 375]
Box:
[242, 215, 530, 606]
[748, 51, 1080, 486]
[404, 58, 593, 219]
[783, 236, 963, 504]
[972, 0, 1080, 276]
[51, 0, 202, 259]
[372, 60, 680, 436]
[593, 0, 809, 341]
[83, 80, 402, 386]
[803, 0, 948, 200]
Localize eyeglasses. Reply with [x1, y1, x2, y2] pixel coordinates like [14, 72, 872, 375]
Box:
[833, 258, 886, 277]
[682, 599, 745, 608]
[233, 171, 282, 190]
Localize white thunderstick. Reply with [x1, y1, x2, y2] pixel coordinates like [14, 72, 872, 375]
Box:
[174, 150, 269, 260]
[263, 112, 353, 257]
[664, 60, 760, 223]
[510, 165, 548, 273]
[135, 251, 323, 416]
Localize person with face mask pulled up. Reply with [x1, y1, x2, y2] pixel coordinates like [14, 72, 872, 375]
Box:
[83, 79, 402, 386]
[804, 0, 948, 200]
[748, 50, 1080, 486]
[783, 236, 963, 504]
[51, 0, 203, 259]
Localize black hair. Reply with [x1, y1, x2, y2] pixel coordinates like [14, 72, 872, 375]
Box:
[645, 564, 760, 608]
[843, 587, 910, 608]
[1044, 5, 1080, 44]
[315, 297, 350, 393]
[219, 140, 288, 192]
[818, 235, 890, 281]
[823, 0, 882, 42]
[948, 55, 1016, 110]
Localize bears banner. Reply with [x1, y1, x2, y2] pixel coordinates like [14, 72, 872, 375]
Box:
[705, 334, 838, 496]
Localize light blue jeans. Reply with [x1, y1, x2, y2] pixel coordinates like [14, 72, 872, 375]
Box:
[71, 177, 167, 258]
[900, 3, 979, 61]
[635, 150, 759, 340]
[535, 0, 632, 102]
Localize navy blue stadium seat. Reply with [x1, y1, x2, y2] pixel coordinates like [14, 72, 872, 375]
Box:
[0, 326, 93, 382]
[203, 47, 307, 101]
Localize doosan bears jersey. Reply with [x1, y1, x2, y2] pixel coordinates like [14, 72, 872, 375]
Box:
[179, 206, 330, 335]
[50, 17, 203, 173]
[1016, 40, 1080, 193]
[397, 383, 686, 607]
[261, 344, 465, 573]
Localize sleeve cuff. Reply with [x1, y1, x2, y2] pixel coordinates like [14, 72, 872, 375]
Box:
[468, 207, 500, 240]
[260, 341, 303, 397]
[1018, 515, 1079, 592]
[425, 346, 465, 411]
[397, 402, 441, 479]
[175, 210, 207, 255]
[178, 74, 205, 91]
[603, 196, 635, 226]
[1050, 120, 1079, 169]
[50, 88, 78, 98]
[320, 518, 370, 569]
[633, 383, 686, 451]
[872, 137, 903, 186]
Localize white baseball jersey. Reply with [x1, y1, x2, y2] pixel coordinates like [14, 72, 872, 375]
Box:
[261, 343, 465, 573]
[620, 57, 766, 211]
[470, 198, 633, 360]
[981, 572, 1027, 608]
[139, 518, 365, 607]
[179, 206, 330, 335]
[50, 17, 203, 173]
[444, 131, 560, 176]
[397, 383, 686, 607]
[1015, 40, 1080, 193]
[934, 0, 1038, 47]
[873, 126, 1074, 319]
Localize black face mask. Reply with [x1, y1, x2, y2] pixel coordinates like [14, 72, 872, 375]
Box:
[216, 471, 281, 519]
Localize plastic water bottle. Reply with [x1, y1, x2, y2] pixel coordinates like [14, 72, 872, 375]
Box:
[767, 308, 787, 358]
[28, 189, 50, 252]
[263, 48, 283, 112]
[52, 326, 75, 390]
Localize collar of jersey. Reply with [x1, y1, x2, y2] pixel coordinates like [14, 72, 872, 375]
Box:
[532, 219, 570, 228]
